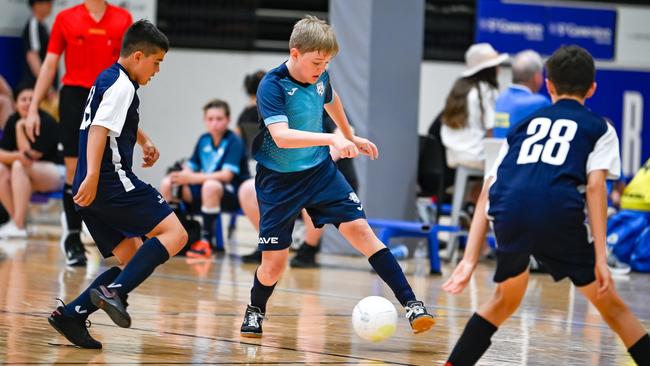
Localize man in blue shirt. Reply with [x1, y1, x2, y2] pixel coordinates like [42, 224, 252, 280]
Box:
[160, 99, 249, 257]
[494, 50, 551, 138]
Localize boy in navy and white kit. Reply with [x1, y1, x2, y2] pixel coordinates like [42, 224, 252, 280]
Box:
[47, 20, 187, 349]
[239, 15, 435, 338]
[442, 45, 650, 365]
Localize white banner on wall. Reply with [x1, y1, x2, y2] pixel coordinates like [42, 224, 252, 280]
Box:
[0, 0, 30, 36]
[616, 6, 650, 65]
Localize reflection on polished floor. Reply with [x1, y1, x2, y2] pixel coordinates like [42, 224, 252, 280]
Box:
[0, 223, 648, 365]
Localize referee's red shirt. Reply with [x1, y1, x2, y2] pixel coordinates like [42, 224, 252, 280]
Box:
[48, 3, 132, 89]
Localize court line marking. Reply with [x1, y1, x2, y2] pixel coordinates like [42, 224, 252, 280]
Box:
[0, 310, 420, 366]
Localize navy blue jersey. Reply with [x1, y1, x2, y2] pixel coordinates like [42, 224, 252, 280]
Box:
[252, 63, 333, 173]
[487, 99, 620, 250]
[187, 130, 250, 187]
[74, 63, 142, 198]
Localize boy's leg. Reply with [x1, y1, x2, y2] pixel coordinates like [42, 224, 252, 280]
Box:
[577, 281, 650, 364]
[338, 218, 434, 333]
[239, 179, 263, 262]
[447, 269, 529, 366]
[290, 210, 322, 268]
[200, 179, 224, 248]
[91, 212, 187, 327]
[62, 157, 86, 265]
[241, 249, 289, 337]
[48, 236, 141, 349]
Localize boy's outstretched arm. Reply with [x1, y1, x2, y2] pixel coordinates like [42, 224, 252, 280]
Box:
[585, 170, 612, 297]
[267, 122, 359, 158]
[442, 176, 493, 295]
[324, 90, 378, 160]
[74, 125, 109, 207]
[137, 128, 159, 168]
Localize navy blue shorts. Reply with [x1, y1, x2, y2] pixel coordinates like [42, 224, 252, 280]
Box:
[186, 183, 239, 212]
[256, 158, 365, 251]
[78, 183, 173, 258]
[492, 214, 596, 286]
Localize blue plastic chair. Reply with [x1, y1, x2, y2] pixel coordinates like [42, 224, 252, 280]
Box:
[367, 218, 459, 274]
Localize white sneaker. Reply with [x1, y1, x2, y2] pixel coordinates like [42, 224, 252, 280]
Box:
[0, 221, 27, 238]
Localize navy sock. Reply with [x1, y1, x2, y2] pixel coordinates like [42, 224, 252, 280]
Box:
[201, 208, 219, 246]
[108, 237, 169, 297]
[447, 313, 498, 366]
[628, 333, 650, 366]
[250, 271, 276, 314]
[368, 248, 416, 306]
[62, 266, 122, 319]
[63, 184, 82, 233]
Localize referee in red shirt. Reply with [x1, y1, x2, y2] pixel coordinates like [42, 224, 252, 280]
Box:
[25, 0, 131, 266]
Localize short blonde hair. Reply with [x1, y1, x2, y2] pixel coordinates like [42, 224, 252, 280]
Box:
[289, 15, 339, 56]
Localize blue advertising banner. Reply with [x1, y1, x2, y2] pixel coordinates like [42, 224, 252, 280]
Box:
[586, 69, 650, 178]
[476, 0, 616, 60]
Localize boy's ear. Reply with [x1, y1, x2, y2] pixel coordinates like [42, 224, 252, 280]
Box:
[133, 50, 144, 62]
[545, 78, 556, 97]
[585, 82, 597, 99]
[289, 48, 300, 59]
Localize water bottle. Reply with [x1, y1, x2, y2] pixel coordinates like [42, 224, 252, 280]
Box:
[414, 241, 428, 276]
[389, 244, 409, 260]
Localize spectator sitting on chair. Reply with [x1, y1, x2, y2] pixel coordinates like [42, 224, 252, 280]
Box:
[441, 43, 507, 171]
[234, 70, 265, 155]
[0, 83, 63, 238]
[160, 99, 249, 258]
[493, 50, 551, 138]
[240, 112, 359, 267]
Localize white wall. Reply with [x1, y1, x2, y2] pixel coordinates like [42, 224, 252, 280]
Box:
[134, 49, 286, 183]
[134, 48, 514, 184]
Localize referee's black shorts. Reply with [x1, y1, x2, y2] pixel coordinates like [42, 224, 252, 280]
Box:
[59, 85, 90, 158]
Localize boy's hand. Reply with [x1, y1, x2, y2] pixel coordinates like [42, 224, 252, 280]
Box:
[331, 135, 359, 159]
[595, 259, 612, 298]
[442, 258, 477, 295]
[170, 171, 196, 185]
[74, 175, 99, 207]
[352, 136, 379, 160]
[141, 141, 160, 168]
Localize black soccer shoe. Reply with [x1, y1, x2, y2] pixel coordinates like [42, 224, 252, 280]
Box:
[62, 235, 86, 267]
[240, 304, 265, 338]
[241, 250, 262, 264]
[289, 250, 319, 268]
[90, 285, 131, 328]
[405, 300, 436, 334]
[48, 306, 102, 349]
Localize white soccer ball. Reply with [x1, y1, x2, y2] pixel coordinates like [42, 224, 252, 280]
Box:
[352, 296, 398, 342]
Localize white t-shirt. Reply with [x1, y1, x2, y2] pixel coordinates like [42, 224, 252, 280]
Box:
[441, 81, 498, 169]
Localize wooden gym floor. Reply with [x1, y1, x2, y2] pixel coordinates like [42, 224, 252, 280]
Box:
[0, 220, 648, 365]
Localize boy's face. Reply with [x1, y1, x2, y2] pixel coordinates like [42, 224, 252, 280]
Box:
[290, 49, 332, 84]
[16, 89, 34, 118]
[204, 107, 229, 136]
[132, 49, 166, 85]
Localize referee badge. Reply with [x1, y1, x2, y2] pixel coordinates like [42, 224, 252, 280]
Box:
[316, 81, 324, 96]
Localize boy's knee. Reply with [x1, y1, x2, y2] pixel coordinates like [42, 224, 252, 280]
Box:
[492, 289, 523, 315]
[259, 257, 286, 279]
[0, 164, 9, 179]
[202, 179, 224, 197]
[343, 219, 374, 240]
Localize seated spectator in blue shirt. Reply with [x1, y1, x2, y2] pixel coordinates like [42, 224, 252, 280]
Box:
[494, 50, 551, 137]
[160, 99, 249, 257]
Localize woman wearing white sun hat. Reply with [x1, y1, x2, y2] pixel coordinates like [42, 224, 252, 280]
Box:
[441, 43, 508, 170]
